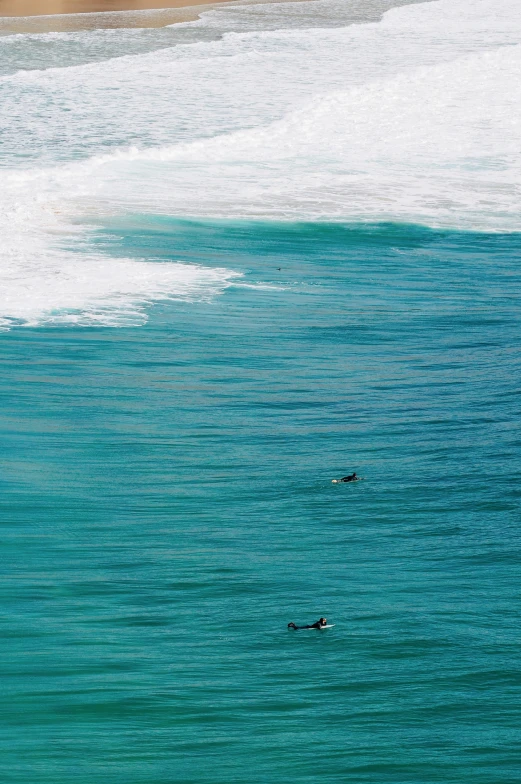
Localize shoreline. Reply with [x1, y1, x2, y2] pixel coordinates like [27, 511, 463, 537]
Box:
[0, 0, 286, 33]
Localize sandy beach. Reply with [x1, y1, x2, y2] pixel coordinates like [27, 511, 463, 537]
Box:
[0, 0, 239, 32]
[0, 0, 228, 13]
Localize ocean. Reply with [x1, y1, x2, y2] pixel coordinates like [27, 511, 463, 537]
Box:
[1, 1, 520, 782]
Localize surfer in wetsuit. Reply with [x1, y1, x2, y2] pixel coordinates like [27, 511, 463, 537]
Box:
[288, 617, 328, 630]
[340, 472, 358, 482]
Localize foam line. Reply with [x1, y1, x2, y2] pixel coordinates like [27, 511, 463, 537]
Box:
[1, 0, 520, 328]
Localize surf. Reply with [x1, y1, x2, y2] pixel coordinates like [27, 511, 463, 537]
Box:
[1, 0, 520, 330]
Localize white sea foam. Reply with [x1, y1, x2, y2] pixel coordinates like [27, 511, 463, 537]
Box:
[119, 44, 520, 228]
[0, 167, 237, 329]
[1, 0, 520, 327]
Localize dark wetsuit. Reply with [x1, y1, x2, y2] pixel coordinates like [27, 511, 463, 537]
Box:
[288, 619, 327, 630]
[340, 473, 358, 482]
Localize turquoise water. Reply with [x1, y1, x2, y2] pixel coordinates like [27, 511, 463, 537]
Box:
[2, 0, 521, 778]
[2, 220, 520, 783]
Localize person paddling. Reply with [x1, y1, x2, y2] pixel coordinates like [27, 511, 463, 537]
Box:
[332, 472, 360, 484]
[288, 617, 328, 630]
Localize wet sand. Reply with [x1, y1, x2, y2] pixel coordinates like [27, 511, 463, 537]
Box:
[0, 0, 244, 32]
[0, 0, 229, 14]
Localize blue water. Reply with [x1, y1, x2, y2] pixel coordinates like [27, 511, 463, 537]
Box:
[2, 220, 520, 783]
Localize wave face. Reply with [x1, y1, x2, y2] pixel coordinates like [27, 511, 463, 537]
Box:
[1, 0, 520, 326]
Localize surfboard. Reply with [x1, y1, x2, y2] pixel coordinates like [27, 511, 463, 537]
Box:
[332, 478, 363, 483]
[294, 624, 335, 630]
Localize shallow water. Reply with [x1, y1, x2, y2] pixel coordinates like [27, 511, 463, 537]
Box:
[1, 0, 521, 780]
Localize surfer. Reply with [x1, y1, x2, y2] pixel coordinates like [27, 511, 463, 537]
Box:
[332, 471, 361, 484]
[288, 617, 328, 630]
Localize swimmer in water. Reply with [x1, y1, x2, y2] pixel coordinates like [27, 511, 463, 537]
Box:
[288, 617, 328, 630]
[340, 472, 358, 482]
